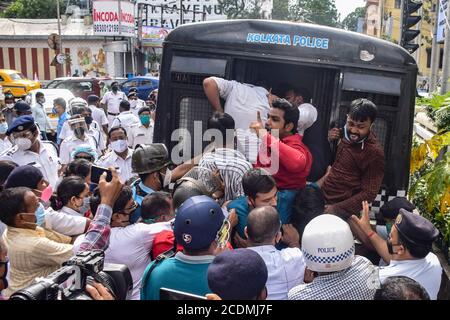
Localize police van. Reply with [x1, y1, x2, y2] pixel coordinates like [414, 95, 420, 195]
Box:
[154, 19, 418, 210]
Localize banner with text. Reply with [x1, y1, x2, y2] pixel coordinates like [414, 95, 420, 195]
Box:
[93, 0, 136, 37]
[437, 0, 448, 43]
[139, 0, 227, 29]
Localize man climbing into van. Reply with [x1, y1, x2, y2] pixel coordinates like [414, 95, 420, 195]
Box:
[318, 98, 385, 217]
[203, 77, 273, 163]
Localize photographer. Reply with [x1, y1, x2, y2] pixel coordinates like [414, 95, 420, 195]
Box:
[0, 168, 122, 298]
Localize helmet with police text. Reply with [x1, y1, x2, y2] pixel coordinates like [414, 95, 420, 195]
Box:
[131, 143, 170, 174]
[301, 214, 355, 272]
[173, 195, 225, 250]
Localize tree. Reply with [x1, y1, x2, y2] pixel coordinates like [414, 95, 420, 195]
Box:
[218, 0, 262, 19]
[289, 0, 340, 27]
[2, 0, 66, 19]
[342, 6, 365, 32]
[272, 0, 289, 21]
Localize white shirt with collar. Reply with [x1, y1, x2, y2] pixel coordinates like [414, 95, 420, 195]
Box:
[248, 245, 306, 300]
[96, 148, 134, 183]
[100, 91, 127, 115]
[72, 221, 172, 300]
[59, 206, 84, 218]
[111, 111, 140, 136]
[59, 134, 99, 165]
[0, 140, 60, 188]
[88, 120, 106, 153]
[88, 105, 109, 127]
[0, 136, 12, 153]
[44, 207, 87, 236]
[130, 99, 146, 117]
[129, 121, 154, 148]
[378, 252, 442, 300]
[32, 102, 52, 131]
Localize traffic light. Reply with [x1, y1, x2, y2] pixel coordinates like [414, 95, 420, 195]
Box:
[400, 0, 422, 53]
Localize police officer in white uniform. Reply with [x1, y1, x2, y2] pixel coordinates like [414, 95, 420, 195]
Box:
[127, 89, 146, 117]
[87, 94, 109, 135]
[96, 126, 134, 183]
[100, 81, 127, 128]
[129, 106, 154, 148]
[0, 115, 60, 188]
[80, 106, 106, 155]
[59, 116, 99, 171]
[111, 100, 140, 138]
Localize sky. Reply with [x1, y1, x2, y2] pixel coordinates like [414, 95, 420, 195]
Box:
[334, 0, 366, 19]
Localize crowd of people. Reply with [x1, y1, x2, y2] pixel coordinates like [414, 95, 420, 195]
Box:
[0, 76, 445, 300]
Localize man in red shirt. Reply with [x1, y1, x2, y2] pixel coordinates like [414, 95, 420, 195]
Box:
[250, 98, 312, 190]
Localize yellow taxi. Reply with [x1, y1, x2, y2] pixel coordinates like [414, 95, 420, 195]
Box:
[0, 69, 41, 97]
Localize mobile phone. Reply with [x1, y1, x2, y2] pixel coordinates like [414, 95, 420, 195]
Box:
[159, 287, 206, 300]
[90, 165, 113, 184]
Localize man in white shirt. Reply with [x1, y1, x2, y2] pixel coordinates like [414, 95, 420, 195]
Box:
[59, 116, 99, 172]
[80, 106, 106, 155]
[127, 91, 146, 117]
[203, 77, 272, 163]
[96, 126, 134, 183]
[0, 116, 60, 187]
[87, 95, 109, 135]
[0, 113, 12, 153]
[72, 186, 172, 300]
[351, 203, 442, 300]
[32, 91, 54, 140]
[129, 106, 154, 148]
[111, 100, 140, 136]
[245, 206, 305, 300]
[100, 81, 127, 127]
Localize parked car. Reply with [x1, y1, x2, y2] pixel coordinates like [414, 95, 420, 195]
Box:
[121, 76, 159, 100]
[27, 89, 75, 131]
[45, 77, 100, 100]
[0, 69, 41, 98]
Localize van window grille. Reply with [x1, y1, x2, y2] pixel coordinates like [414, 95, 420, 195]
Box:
[171, 73, 210, 86]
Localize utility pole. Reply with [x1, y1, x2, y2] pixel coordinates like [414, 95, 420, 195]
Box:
[56, 0, 63, 77]
[441, 0, 450, 94]
[180, 0, 183, 25]
[430, 0, 440, 92]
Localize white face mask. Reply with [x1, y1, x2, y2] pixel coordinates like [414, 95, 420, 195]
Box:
[111, 139, 128, 153]
[6, 103, 14, 109]
[15, 137, 33, 150]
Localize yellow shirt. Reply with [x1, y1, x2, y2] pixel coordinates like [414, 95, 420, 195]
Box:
[2, 226, 73, 298]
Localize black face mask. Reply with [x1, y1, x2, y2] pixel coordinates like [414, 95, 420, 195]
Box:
[85, 116, 93, 125]
[112, 86, 119, 92]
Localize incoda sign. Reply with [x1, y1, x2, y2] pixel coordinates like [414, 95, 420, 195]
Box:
[93, 0, 136, 37]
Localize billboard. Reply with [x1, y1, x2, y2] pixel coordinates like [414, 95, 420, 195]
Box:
[93, 0, 136, 37]
[139, 0, 227, 29]
[141, 26, 171, 47]
[437, 0, 448, 43]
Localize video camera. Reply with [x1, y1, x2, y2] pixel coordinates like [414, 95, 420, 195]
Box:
[9, 250, 132, 300]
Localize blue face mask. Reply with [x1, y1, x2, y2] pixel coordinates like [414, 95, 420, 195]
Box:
[52, 107, 57, 114]
[0, 122, 8, 134]
[35, 203, 46, 227]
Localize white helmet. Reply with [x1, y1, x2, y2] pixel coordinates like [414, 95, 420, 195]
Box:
[69, 97, 88, 108]
[301, 214, 355, 272]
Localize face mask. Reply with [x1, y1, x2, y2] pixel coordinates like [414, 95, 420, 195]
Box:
[76, 197, 90, 215]
[112, 86, 119, 92]
[6, 103, 14, 109]
[40, 185, 53, 202]
[385, 222, 393, 235]
[38, 98, 45, 104]
[52, 107, 57, 114]
[140, 115, 150, 125]
[111, 139, 128, 153]
[15, 137, 33, 150]
[130, 100, 137, 109]
[85, 116, 93, 125]
[35, 203, 46, 226]
[344, 124, 368, 144]
[0, 122, 8, 134]
[74, 127, 86, 139]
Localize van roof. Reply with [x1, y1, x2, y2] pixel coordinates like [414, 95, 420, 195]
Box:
[166, 20, 416, 69]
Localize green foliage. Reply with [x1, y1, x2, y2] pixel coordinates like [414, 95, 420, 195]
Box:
[341, 6, 365, 31]
[2, 0, 66, 19]
[289, 0, 340, 27]
[218, 0, 340, 27]
[410, 92, 450, 243]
